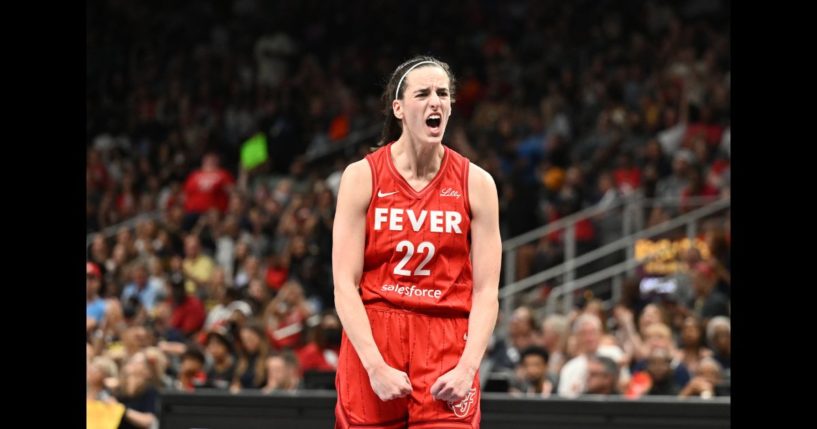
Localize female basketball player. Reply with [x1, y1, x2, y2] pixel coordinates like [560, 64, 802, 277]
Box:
[332, 56, 501, 428]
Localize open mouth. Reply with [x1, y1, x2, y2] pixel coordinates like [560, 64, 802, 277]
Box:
[426, 114, 442, 128]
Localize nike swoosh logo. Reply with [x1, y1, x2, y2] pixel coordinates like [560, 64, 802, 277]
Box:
[377, 190, 398, 197]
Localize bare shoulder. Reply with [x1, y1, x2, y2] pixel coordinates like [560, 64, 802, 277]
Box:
[338, 159, 373, 208]
[467, 162, 498, 221]
[467, 162, 498, 197]
[342, 159, 372, 182]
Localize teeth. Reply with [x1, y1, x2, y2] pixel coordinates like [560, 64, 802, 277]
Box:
[429, 115, 441, 119]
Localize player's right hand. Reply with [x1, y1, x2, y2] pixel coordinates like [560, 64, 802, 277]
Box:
[367, 363, 412, 401]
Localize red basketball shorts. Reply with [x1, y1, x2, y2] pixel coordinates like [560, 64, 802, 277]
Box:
[335, 304, 481, 429]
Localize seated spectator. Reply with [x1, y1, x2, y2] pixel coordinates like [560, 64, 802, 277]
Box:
[583, 354, 620, 395]
[87, 356, 119, 402]
[203, 282, 243, 331]
[540, 314, 569, 378]
[204, 328, 237, 390]
[182, 235, 216, 296]
[489, 306, 541, 372]
[231, 322, 269, 392]
[706, 316, 731, 375]
[173, 348, 208, 391]
[87, 262, 124, 342]
[296, 310, 341, 374]
[689, 262, 729, 321]
[183, 153, 235, 228]
[558, 314, 603, 398]
[114, 353, 159, 429]
[168, 280, 206, 339]
[509, 346, 555, 397]
[679, 356, 724, 398]
[121, 264, 164, 313]
[680, 165, 718, 213]
[630, 323, 691, 389]
[264, 280, 311, 350]
[262, 351, 302, 393]
[675, 315, 713, 375]
[628, 347, 681, 397]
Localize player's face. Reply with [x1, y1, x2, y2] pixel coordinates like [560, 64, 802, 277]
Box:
[394, 66, 452, 145]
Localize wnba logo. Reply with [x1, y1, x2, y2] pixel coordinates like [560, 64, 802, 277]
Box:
[447, 387, 477, 417]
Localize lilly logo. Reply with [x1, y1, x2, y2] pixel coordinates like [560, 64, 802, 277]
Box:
[448, 387, 477, 417]
[440, 187, 461, 198]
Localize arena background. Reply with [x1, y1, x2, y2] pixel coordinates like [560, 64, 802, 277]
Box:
[86, 0, 731, 427]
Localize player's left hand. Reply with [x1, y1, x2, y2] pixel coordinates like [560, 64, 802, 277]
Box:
[430, 364, 476, 402]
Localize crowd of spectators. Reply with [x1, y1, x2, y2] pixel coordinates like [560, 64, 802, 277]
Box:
[87, 1, 731, 424]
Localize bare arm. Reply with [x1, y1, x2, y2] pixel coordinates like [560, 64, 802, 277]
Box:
[459, 164, 501, 371]
[431, 164, 501, 402]
[332, 160, 411, 401]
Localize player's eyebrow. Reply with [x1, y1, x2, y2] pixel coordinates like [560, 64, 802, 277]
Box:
[413, 87, 449, 95]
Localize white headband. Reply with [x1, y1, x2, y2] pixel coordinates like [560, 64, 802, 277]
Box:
[394, 61, 439, 100]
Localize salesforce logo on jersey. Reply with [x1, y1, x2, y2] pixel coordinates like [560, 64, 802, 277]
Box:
[381, 283, 442, 299]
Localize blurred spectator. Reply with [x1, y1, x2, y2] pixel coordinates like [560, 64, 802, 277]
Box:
[121, 264, 164, 313]
[114, 354, 159, 429]
[675, 315, 712, 375]
[688, 262, 729, 321]
[702, 220, 731, 297]
[583, 354, 620, 396]
[234, 254, 262, 290]
[182, 154, 235, 227]
[87, 355, 125, 429]
[640, 347, 681, 396]
[264, 253, 290, 293]
[540, 314, 569, 378]
[204, 328, 237, 390]
[630, 323, 691, 389]
[678, 356, 724, 398]
[204, 282, 243, 331]
[231, 323, 269, 392]
[558, 313, 603, 398]
[706, 316, 731, 374]
[182, 235, 216, 297]
[245, 277, 272, 315]
[509, 346, 555, 397]
[489, 306, 541, 372]
[263, 280, 312, 350]
[106, 326, 150, 368]
[143, 347, 173, 389]
[173, 348, 208, 392]
[87, 356, 119, 402]
[655, 150, 693, 206]
[615, 302, 670, 362]
[296, 310, 341, 373]
[168, 281, 206, 338]
[680, 165, 718, 213]
[87, 262, 123, 341]
[262, 351, 302, 393]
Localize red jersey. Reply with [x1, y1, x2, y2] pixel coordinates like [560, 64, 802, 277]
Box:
[360, 143, 473, 317]
[183, 169, 234, 214]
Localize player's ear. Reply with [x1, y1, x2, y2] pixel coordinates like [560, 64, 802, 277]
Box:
[392, 99, 403, 120]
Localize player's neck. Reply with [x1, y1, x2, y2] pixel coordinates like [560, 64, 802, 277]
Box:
[391, 137, 444, 180]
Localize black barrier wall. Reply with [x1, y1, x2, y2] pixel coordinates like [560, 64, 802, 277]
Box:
[159, 391, 730, 429]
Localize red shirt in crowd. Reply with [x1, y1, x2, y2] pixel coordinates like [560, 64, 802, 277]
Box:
[183, 168, 234, 214]
[266, 307, 308, 350]
[295, 342, 340, 375]
[613, 167, 641, 192]
[170, 296, 206, 335]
